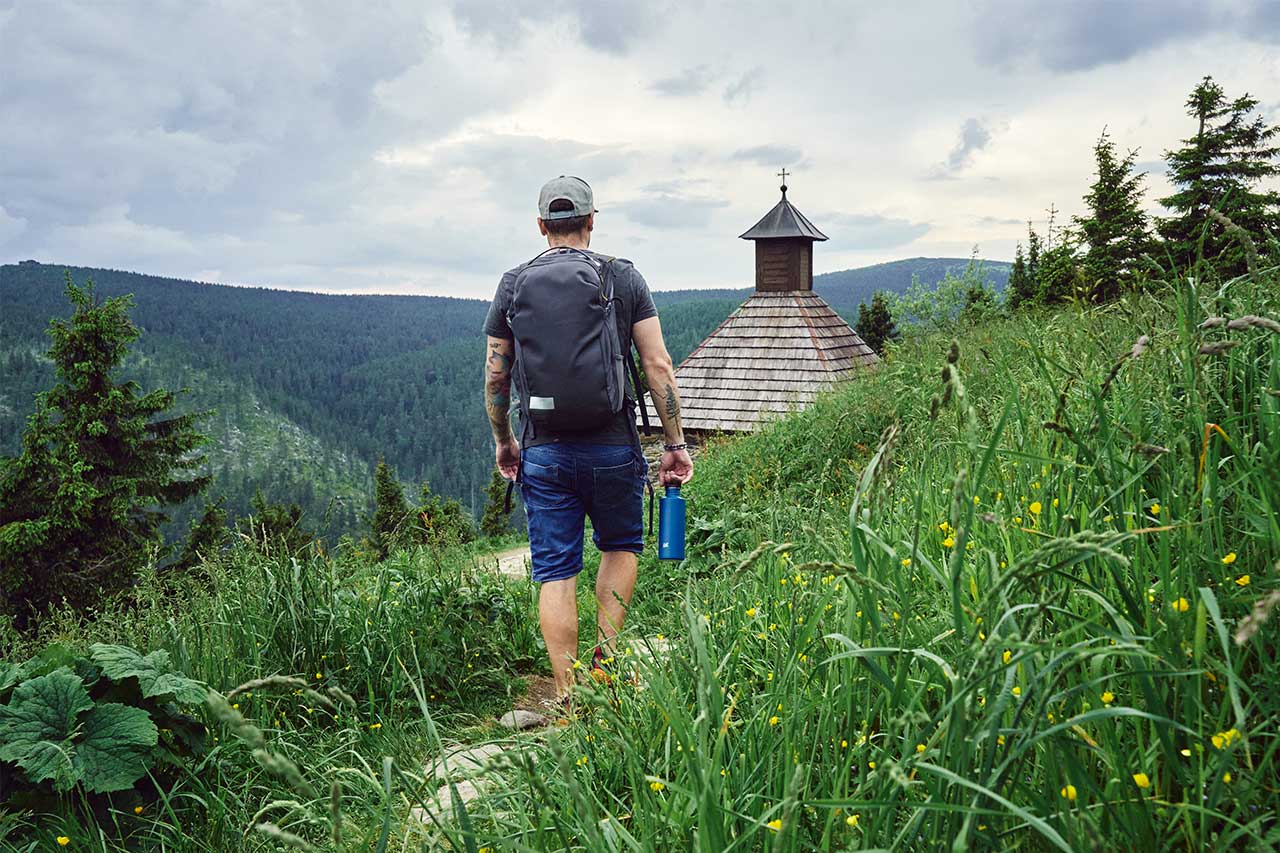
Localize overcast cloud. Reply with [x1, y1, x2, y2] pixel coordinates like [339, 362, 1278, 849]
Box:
[1, 0, 1278, 297]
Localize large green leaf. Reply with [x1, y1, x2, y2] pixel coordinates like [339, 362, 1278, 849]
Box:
[89, 644, 207, 704]
[0, 661, 19, 694]
[0, 668, 93, 791]
[76, 703, 158, 793]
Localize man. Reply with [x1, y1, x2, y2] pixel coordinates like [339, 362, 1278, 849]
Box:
[482, 175, 693, 707]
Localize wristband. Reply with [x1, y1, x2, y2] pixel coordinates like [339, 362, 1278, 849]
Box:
[663, 442, 688, 452]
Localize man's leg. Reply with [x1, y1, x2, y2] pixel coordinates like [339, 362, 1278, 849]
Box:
[595, 550, 638, 656]
[539, 577, 580, 698]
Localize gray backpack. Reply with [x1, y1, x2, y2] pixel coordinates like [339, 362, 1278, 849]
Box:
[506, 247, 650, 439]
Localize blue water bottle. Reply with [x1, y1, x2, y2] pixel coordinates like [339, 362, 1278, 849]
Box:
[658, 485, 686, 561]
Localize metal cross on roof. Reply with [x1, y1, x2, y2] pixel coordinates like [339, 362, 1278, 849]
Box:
[777, 167, 790, 195]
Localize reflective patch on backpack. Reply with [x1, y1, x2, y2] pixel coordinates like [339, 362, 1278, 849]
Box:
[529, 396, 556, 411]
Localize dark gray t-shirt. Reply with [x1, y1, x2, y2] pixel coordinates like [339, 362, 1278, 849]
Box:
[484, 248, 658, 448]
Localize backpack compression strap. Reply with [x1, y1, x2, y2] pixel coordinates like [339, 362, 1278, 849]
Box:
[597, 256, 653, 437]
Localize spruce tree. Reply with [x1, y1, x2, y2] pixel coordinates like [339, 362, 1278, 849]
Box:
[479, 469, 512, 538]
[0, 277, 208, 625]
[1007, 243, 1032, 309]
[369, 458, 410, 559]
[417, 480, 475, 549]
[172, 498, 230, 572]
[239, 490, 313, 555]
[856, 292, 897, 355]
[1075, 130, 1153, 301]
[1158, 76, 1280, 276]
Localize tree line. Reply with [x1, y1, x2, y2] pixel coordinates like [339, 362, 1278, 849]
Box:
[856, 74, 1279, 351]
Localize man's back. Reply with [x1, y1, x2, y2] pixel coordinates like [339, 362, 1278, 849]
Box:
[483, 248, 656, 448]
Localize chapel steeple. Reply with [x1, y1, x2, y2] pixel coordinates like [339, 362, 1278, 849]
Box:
[739, 169, 829, 292]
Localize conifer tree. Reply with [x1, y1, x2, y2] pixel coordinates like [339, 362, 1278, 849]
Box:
[855, 292, 897, 355]
[1158, 76, 1280, 276]
[1074, 130, 1153, 301]
[0, 276, 209, 625]
[479, 469, 512, 538]
[172, 498, 230, 572]
[1007, 243, 1032, 309]
[417, 480, 475, 548]
[239, 490, 314, 556]
[369, 458, 410, 559]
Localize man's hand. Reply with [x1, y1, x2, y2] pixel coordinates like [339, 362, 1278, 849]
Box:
[659, 448, 693, 485]
[496, 438, 520, 481]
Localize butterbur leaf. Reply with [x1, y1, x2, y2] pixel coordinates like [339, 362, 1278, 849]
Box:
[0, 668, 94, 791]
[90, 644, 208, 704]
[18, 644, 82, 680]
[76, 703, 158, 793]
[0, 661, 20, 695]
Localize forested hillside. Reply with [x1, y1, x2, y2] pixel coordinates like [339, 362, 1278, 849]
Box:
[0, 256, 1005, 537]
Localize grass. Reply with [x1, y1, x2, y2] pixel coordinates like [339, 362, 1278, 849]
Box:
[2, 258, 1278, 850]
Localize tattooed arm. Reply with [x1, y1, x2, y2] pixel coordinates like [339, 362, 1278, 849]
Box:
[484, 336, 519, 478]
[633, 316, 693, 484]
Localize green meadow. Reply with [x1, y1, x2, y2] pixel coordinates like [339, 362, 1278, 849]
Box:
[3, 252, 1276, 851]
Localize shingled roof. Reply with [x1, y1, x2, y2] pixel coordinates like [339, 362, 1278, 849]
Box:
[738, 193, 830, 242]
[645, 291, 879, 433]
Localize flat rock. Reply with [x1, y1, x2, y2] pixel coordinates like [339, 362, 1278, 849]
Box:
[410, 779, 485, 826]
[498, 709, 548, 730]
[426, 742, 507, 781]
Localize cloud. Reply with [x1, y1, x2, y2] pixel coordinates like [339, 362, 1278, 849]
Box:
[651, 65, 717, 97]
[819, 212, 931, 250]
[724, 67, 764, 104]
[0, 205, 26, 246]
[973, 0, 1278, 72]
[929, 118, 993, 178]
[732, 145, 805, 167]
[451, 0, 665, 55]
[616, 194, 730, 230]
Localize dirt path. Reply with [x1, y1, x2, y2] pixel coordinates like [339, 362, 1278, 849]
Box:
[476, 544, 531, 579]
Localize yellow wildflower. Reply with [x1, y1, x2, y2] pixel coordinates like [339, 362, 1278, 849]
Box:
[315, 673, 323, 680]
[1235, 575, 1250, 587]
[745, 607, 757, 617]
[1002, 650, 1012, 665]
[1211, 728, 1241, 749]
[1223, 772, 1232, 783]
[942, 536, 955, 548]
[1011, 686, 1022, 697]
[58, 838, 71, 847]
[1172, 597, 1190, 613]
[1029, 501, 1042, 515]
[1180, 748, 1191, 757]
[576, 756, 588, 766]
[915, 743, 926, 754]
[369, 722, 382, 730]
[1222, 552, 1237, 565]
[973, 495, 980, 505]
[1132, 772, 1150, 789]
[769, 715, 780, 726]
[868, 761, 876, 769]
[1101, 691, 1115, 705]
[997, 734, 1005, 745]
[846, 813, 860, 827]
[767, 818, 783, 832]
[840, 739, 848, 748]
[1060, 784, 1077, 801]
[649, 781, 665, 792]
[1150, 503, 1161, 515]
[134, 806, 143, 815]
[901, 558, 911, 567]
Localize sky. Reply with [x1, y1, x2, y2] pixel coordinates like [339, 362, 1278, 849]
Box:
[1, 0, 1278, 299]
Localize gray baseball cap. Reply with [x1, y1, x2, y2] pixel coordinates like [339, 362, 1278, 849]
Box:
[538, 175, 597, 220]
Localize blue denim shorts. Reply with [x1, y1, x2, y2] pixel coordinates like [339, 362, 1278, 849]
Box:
[520, 442, 649, 583]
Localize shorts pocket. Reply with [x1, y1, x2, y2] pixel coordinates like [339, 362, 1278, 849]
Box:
[591, 458, 643, 514]
[521, 459, 563, 487]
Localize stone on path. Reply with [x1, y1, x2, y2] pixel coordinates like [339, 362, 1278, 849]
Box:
[498, 709, 548, 730]
[410, 779, 485, 826]
[426, 742, 507, 781]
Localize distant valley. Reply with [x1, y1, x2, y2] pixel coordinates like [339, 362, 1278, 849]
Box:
[0, 257, 1009, 540]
